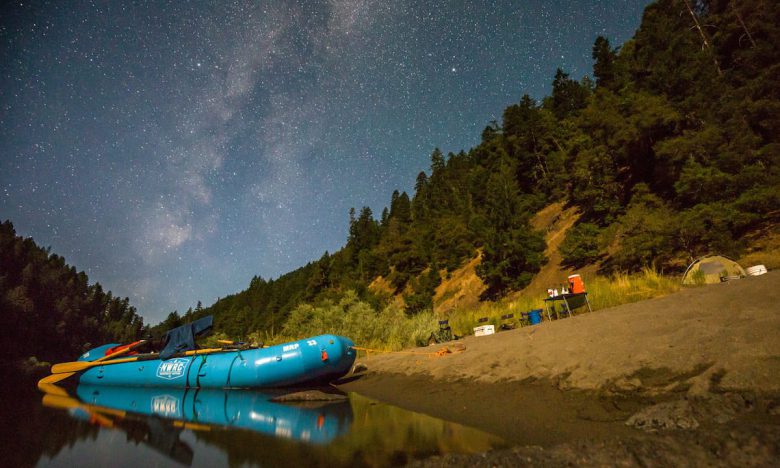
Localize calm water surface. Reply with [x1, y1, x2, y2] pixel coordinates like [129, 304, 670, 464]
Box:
[5, 376, 506, 467]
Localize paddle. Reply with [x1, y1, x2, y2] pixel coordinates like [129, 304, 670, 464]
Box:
[49, 347, 225, 374]
[48, 339, 147, 373]
[38, 340, 147, 386]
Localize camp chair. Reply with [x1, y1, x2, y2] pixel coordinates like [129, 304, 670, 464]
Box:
[428, 319, 453, 345]
[518, 312, 531, 327]
[500, 313, 517, 330]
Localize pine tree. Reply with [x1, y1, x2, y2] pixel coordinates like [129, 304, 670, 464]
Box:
[592, 36, 617, 88]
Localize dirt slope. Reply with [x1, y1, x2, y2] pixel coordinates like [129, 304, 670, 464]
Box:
[433, 202, 583, 314]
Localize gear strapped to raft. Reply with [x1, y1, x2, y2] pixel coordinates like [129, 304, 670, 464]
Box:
[160, 316, 214, 360]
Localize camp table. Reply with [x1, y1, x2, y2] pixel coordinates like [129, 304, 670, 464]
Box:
[543, 292, 593, 321]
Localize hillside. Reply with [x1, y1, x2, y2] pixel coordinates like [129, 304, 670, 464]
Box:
[189, 0, 779, 341]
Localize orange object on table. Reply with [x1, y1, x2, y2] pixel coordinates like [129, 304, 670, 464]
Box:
[568, 274, 586, 294]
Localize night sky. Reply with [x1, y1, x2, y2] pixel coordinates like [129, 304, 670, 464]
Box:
[1, 1, 649, 323]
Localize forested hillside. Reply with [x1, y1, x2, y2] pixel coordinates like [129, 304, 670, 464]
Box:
[0, 221, 146, 364]
[184, 0, 778, 340]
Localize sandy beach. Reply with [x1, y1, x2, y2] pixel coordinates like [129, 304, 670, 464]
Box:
[337, 271, 780, 465]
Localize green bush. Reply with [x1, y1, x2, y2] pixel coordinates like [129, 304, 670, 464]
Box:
[280, 291, 436, 350]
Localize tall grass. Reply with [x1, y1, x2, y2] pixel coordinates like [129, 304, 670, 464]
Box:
[585, 267, 681, 310]
[448, 268, 682, 337]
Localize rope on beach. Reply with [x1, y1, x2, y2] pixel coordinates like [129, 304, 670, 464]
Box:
[351, 344, 464, 358]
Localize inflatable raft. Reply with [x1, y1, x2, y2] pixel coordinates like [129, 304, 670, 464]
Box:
[75, 334, 356, 388]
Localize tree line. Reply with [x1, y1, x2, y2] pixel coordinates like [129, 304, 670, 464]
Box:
[0, 221, 146, 364]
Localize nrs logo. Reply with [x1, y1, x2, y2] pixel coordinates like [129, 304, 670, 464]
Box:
[156, 358, 189, 380]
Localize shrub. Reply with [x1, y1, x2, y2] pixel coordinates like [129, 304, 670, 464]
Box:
[279, 290, 437, 351]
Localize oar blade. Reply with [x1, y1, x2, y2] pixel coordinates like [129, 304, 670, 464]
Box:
[50, 360, 93, 374]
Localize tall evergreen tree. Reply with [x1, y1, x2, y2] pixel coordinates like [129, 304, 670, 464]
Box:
[592, 36, 618, 88]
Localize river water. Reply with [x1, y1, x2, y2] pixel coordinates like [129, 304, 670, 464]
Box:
[4, 375, 506, 467]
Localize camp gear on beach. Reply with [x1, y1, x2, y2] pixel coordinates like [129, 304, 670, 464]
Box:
[528, 309, 543, 325]
[746, 265, 767, 276]
[543, 292, 593, 321]
[473, 317, 495, 336]
[500, 313, 516, 330]
[681, 255, 746, 285]
[568, 274, 586, 294]
[428, 319, 454, 345]
[473, 324, 495, 336]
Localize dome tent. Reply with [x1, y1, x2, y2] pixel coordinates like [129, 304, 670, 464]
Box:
[681, 255, 746, 285]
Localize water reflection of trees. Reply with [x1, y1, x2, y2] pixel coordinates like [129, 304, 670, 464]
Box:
[2, 375, 97, 467]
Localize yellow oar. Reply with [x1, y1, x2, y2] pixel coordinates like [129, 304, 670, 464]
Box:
[38, 372, 78, 385]
[50, 347, 225, 374]
[38, 340, 147, 386]
[51, 340, 146, 374]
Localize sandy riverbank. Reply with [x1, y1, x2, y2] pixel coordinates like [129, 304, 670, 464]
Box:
[337, 271, 780, 465]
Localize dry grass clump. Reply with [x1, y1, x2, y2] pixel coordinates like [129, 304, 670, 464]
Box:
[585, 268, 680, 310]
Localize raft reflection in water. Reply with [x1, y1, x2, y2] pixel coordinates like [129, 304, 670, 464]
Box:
[41, 384, 353, 464]
[37, 381, 510, 467]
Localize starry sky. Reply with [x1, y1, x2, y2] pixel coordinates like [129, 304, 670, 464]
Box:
[1, 0, 650, 324]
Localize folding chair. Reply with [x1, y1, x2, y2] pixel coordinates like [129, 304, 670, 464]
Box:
[500, 313, 517, 330]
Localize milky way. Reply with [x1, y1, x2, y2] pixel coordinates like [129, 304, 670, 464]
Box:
[0, 1, 649, 322]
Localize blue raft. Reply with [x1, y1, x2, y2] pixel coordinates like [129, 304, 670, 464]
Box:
[77, 334, 356, 388]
